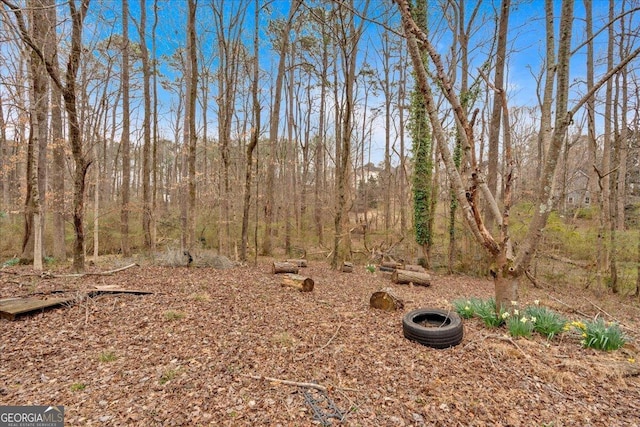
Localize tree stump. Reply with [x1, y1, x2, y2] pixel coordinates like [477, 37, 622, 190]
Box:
[281, 274, 314, 292]
[392, 269, 431, 286]
[286, 259, 308, 268]
[370, 287, 404, 311]
[341, 261, 353, 273]
[272, 261, 299, 274]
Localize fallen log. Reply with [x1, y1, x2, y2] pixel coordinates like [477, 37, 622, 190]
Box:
[378, 265, 395, 273]
[286, 258, 308, 268]
[392, 269, 431, 286]
[272, 262, 299, 274]
[281, 274, 314, 292]
[341, 261, 354, 273]
[381, 261, 402, 270]
[370, 287, 404, 311]
[404, 264, 426, 272]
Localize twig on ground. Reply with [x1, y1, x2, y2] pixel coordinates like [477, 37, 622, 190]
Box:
[486, 349, 496, 370]
[294, 324, 342, 361]
[584, 297, 634, 332]
[51, 263, 139, 278]
[547, 294, 590, 317]
[523, 269, 541, 288]
[0, 263, 139, 279]
[242, 374, 327, 391]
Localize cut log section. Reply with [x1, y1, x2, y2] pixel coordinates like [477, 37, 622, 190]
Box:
[381, 261, 402, 270]
[404, 264, 426, 272]
[272, 261, 299, 274]
[341, 261, 353, 273]
[281, 274, 314, 292]
[391, 269, 431, 286]
[286, 258, 308, 268]
[370, 288, 404, 311]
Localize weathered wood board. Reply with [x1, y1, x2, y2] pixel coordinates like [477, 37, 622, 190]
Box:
[88, 286, 154, 296]
[0, 296, 78, 320]
[0, 287, 153, 320]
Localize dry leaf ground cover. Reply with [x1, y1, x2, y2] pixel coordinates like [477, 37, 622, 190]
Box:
[1, 261, 640, 426]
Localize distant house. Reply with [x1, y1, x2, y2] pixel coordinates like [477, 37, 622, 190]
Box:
[359, 162, 383, 183]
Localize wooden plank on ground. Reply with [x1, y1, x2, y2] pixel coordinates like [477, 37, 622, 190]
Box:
[88, 286, 153, 296]
[0, 296, 79, 321]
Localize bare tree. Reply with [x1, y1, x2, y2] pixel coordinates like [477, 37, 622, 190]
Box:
[20, 0, 49, 270]
[46, 0, 66, 261]
[120, 0, 131, 257]
[3, 0, 92, 272]
[262, 0, 301, 256]
[486, 0, 510, 229]
[331, 0, 369, 269]
[395, 0, 640, 309]
[136, 0, 153, 251]
[184, 0, 197, 250]
[241, 0, 261, 262]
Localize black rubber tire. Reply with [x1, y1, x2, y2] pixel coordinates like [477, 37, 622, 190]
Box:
[402, 308, 464, 349]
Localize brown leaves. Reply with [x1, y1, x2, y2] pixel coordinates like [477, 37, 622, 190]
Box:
[0, 263, 639, 425]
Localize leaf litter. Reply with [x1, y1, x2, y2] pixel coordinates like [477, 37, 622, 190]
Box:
[1, 261, 639, 426]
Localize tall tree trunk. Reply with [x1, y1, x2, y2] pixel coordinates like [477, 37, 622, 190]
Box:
[47, 0, 65, 261]
[139, 0, 152, 251]
[24, 0, 49, 270]
[331, 0, 367, 269]
[151, 0, 159, 253]
[409, 0, 434, 267]
[398, 42, 407, 233]
[120, 0, 131, 257]
[263, 0, 300, 255]
[241, 0, 260, 263]
[486, 0, 510, 229]
[187, 0, 197, 250]
[0, 98, 7, 210]
[583, 0, 603, 289]
[599, 0, 615, 281]
[314, 14, 329, 247]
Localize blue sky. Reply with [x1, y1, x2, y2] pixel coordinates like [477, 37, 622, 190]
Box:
[73, 0, 639, 166]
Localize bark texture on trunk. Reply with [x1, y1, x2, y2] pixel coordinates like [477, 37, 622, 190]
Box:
[392, 269, 431, 286]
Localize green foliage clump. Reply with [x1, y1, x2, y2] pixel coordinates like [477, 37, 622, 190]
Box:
[573, 319, 626, 351]
[505, 313, 535, 338]
[455, 295, 629, 353]
[524, 304, 567, 340]
[452, 297, 483, 319]
[474, 298, 504, 328]
[2, 257, 20, 267]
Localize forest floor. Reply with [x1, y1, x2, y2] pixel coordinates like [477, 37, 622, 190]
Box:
[1, 259, 640, 426]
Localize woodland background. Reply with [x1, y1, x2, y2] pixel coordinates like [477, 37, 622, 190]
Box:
[0, 0, 639, 296]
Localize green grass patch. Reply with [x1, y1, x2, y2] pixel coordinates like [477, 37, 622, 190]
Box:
[164, 310, 186, 321]
[99, 351, 117, 363]
[70, 383, 86, 391]
[159, 369, 179, 385]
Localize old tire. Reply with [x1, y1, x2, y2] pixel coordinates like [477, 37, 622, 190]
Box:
[402, 308, 464, 349]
